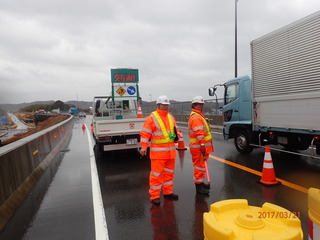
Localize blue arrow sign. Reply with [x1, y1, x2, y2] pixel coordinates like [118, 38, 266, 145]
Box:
[127, 86, 136, 95]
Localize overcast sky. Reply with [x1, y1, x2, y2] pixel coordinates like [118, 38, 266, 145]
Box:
[1, 0, 319, 104]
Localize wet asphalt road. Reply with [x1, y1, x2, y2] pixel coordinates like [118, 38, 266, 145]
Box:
[97, 120, 320, 240]
[3, 116, 320, 240]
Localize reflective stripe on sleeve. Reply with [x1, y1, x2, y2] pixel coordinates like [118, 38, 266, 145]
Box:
[150, 147, 176, 151]
[141, 127, 152, 134]
[193, 126, 204, 131]
[164, 168, 174, 173]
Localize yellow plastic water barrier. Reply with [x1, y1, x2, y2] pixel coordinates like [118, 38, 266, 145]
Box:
[203, 199, 303, 240]
[308, 188, 320, 240]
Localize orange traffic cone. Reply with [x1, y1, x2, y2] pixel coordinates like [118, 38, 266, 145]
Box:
[260, 147, 279, 185]
[82, 123, 86, 130]
[176, 129, 187, 150]
[137, 104, 143, 118]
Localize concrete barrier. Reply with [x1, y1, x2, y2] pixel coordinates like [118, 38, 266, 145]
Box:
[0, 116, 73, 231]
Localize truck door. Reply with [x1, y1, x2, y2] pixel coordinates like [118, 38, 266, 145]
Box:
[223, 82, 239, 139]
[224, 82, 239, 123]
[238, 78, 251, 122]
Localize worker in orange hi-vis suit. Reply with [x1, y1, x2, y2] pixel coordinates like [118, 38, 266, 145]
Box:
[139, 95, 179, 205]
[188, 96, 214, 195]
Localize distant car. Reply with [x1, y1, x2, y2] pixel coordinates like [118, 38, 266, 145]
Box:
[37, 109, 46, 114]
[79, 112, 86, 118]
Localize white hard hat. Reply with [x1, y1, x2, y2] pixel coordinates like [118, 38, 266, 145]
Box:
[192, 96, 204, 104]
[156, 95, 170, 105]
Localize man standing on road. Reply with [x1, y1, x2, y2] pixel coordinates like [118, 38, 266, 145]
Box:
[188, 96, 214, 194]
[139, 95, 179, 205]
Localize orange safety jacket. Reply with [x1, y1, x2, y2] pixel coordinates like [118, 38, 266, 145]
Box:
[140, 109, 177, 159]
[188, 109, 214, 153]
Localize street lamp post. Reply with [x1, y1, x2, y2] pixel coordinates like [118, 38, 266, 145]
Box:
[235, 0, 238, 78]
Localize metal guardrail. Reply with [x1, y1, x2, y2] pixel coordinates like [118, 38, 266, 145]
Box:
[140, 100, 223, 127]
[141, 99, 224, 116]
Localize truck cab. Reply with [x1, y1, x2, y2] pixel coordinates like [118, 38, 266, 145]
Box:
[210, 75, 255, 153]
[222, 75, 252, 139]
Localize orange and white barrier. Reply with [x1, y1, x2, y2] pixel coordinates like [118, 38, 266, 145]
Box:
[260, 147, 279, 185]
[176, 129, 187, 150]
[137, 104, 143, 118]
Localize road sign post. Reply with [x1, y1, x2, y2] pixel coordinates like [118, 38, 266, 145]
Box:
[111, 69, 139, 102]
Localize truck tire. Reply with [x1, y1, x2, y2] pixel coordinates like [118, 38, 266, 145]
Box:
[234, 129, 253, 154]
[94, 143, 106, 159]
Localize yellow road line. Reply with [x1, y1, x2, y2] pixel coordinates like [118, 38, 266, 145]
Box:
[209, 154, 308, 194]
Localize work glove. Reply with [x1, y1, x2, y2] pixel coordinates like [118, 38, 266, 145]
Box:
[200, 144, 206, 154]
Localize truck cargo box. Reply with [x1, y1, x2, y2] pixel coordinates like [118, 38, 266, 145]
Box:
[251, 10, 320, 133]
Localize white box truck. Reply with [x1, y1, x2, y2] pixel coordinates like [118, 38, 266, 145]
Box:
[209, 11, 320, 156]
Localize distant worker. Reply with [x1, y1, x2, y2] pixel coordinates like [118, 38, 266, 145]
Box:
[140, 95, 179, 205]
[188, 96, 214, 194]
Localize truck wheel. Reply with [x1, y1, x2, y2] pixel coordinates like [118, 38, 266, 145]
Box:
[94, 143, 105, 159]
[234, 130, 253, 154]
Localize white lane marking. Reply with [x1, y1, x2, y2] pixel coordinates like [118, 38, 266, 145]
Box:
[85, 125, 109, 240]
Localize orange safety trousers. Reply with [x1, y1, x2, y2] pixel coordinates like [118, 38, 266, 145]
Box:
[149, 158, 175, 200]
[190, 148, 209, 184]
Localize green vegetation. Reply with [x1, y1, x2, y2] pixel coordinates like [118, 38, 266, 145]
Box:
[20, 100, 73, 112]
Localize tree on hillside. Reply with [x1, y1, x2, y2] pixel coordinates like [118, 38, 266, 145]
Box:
[52, 100, 70, 111]
[20, 104, 52, 112]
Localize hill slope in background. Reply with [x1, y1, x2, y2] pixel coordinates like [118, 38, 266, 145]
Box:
[0, 99, 223, 115]
[0, 101, 93, 112]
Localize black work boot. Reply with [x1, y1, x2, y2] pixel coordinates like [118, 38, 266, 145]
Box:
[151, 198, 160, 205]
[202, 183, 211, 189]
[195, 183, 209, 194]
[164, 193, 179, 200]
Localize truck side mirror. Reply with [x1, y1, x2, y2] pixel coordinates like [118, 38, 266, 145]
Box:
[209, 87, 217, 96]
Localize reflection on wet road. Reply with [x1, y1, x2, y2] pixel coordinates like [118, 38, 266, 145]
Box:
[3, 116, 318, 239]
[97, 127, 320, 239]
